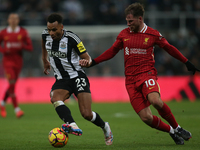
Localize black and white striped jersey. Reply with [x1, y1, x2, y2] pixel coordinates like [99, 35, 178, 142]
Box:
[42, 29, 86, 80]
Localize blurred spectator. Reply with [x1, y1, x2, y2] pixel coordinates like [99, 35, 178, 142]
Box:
[0, 0, 14, 12]
[61, 0, 83, 21]
[63, 11, 81, 25]
[22, 12, 43, 26]
[158, 0, 173, 11]
[194, 0, 200, 11]
[194, 18, 200, 40]
[80, 10, 96, 25]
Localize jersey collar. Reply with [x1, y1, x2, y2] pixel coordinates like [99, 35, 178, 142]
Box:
[140, 23, 147, 33]
[7, 26, 20, 33]
[61, 29, 66, 39]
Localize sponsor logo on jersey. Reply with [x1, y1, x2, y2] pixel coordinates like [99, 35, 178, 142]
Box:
[47, 49, 67, 58]
[125, 47, 147, 55]
[124, 38, 130, 41]
[143, 38, 149, 45]
[130, 48, 147, 54]
[6, 42, 22, 48]
[125, 47, 129, 55]
[77, 42, 86, 53]
[60, 42, 66, 49]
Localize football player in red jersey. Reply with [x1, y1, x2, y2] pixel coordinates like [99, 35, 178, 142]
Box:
[0, 13, 33, 118]
[80, 3, 200, 145]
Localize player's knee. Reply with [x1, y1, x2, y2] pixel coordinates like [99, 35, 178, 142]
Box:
[148, 92, 162, 107]
[50, 97, 59, 104]
[51, 99, 57, 104]
[148, 96, 163, 109]
[140, 115, 153, 125]
[151, 100, 163, 109]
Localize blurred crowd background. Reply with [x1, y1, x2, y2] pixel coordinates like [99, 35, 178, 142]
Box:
[0, 0, 200, 77]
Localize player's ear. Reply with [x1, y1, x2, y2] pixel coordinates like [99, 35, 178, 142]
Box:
[138, 16, 143, 21]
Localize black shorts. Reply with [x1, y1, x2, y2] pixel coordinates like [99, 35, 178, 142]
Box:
[51, 72, 91, 98]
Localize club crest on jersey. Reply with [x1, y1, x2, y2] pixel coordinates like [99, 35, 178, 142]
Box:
[47, 49, 67, 58]
[143, 38, 149, 45]
[17, 35, 22, 40]
[60, 42, 66, 49]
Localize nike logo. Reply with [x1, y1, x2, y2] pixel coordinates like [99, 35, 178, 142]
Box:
[149, 87, 154, 90]
[124, 39, 130, 41]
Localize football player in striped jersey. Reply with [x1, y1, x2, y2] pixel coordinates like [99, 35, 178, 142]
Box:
[42, 13, 113, 145]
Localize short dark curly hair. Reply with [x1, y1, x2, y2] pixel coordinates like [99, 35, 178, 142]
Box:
[47, 13, 63, 24]
[125, 3, 145, 18]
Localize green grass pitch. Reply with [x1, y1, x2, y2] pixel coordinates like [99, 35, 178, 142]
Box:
[0, 100, 200, 150]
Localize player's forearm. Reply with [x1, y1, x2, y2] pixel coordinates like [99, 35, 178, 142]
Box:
[41, 40, 48, 62]
[163, 44, 188, 63]
[79, 52, 92, 67]
[42, 48, 48, 62]
[94, 46, 119, 64]
[80, 52, 91, 62]
[42, 53, 48, 63]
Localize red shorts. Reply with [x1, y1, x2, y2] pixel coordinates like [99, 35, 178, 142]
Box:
[4, 66, 21, 80]
[126, 76, 160, 113]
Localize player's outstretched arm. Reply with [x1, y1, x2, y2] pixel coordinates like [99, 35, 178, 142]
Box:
[80, 46, 120, 68]
[162, 44, 200, 75]
[185, 60, 200, 75]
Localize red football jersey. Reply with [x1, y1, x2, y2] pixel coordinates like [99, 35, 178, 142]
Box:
[0, 26, 33, 68]
[94, 24, 187, 84]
